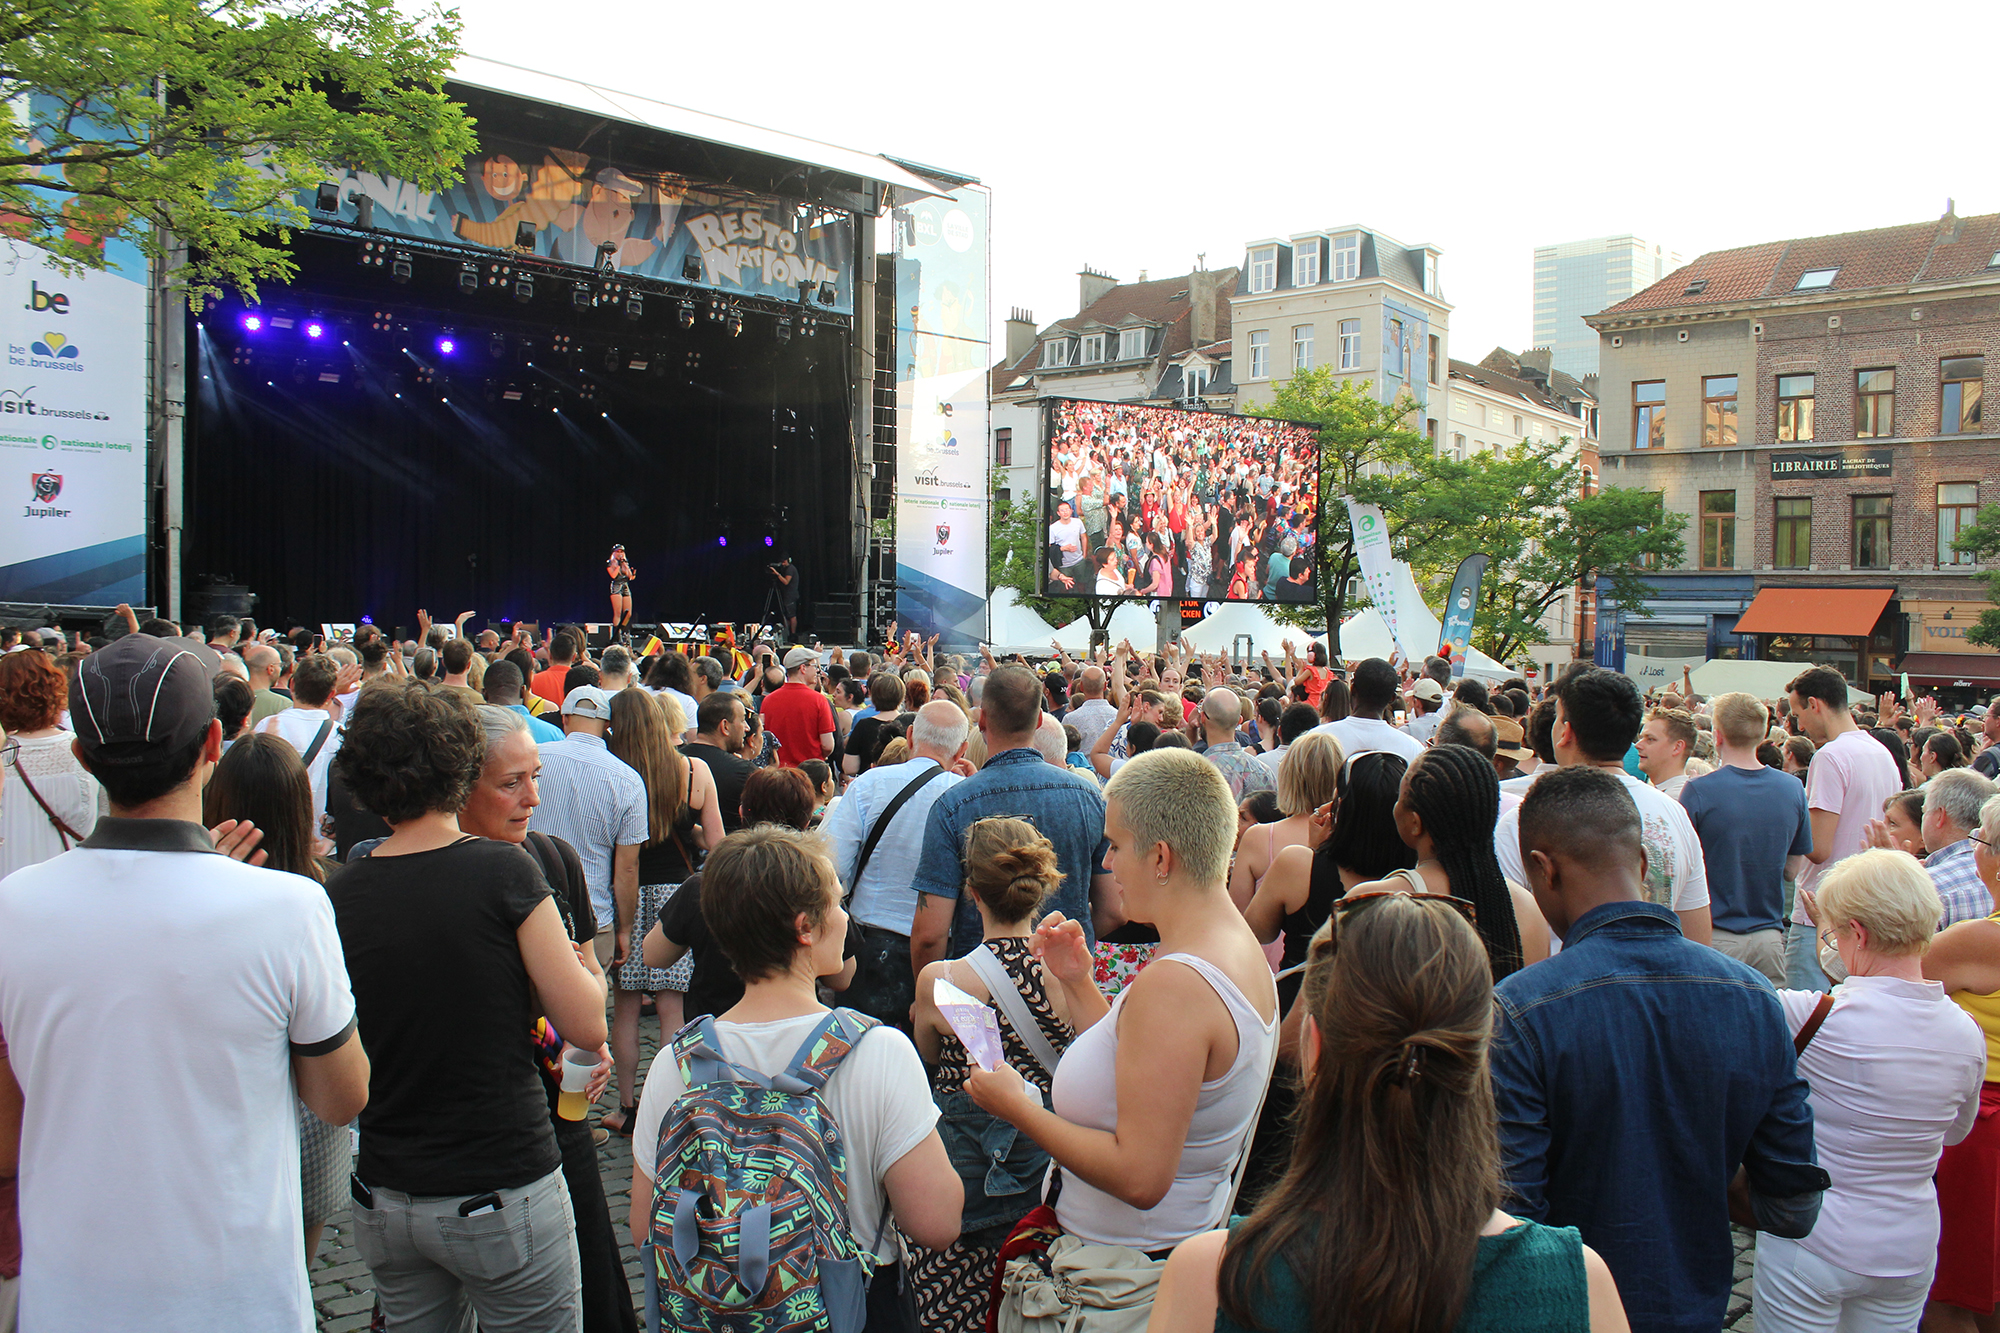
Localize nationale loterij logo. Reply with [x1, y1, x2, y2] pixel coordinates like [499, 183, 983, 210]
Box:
[28, 333, 78, 360]
[935, 522, 951, 546]
[31, 471, 61, 502]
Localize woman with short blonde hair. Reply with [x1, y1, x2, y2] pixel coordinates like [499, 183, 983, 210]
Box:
[1228, 731, 1342, 912]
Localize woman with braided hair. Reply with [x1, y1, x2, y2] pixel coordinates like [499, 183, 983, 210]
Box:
[1149, 893, 1627, 1332]
[1373, 743, 1550, 977]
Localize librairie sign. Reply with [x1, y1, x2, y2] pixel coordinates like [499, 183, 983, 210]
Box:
[1769, 449, 1892, 479]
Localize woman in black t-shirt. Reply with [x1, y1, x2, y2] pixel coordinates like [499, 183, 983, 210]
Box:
[328, 681, 608, 1327]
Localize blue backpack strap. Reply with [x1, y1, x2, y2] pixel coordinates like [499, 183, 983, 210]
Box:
[676, 1015, 781, 1091]
[780, 1007, 881, 1094]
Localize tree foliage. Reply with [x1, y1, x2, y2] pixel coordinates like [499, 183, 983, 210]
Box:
[1951, 502, 2000, 650]
[987, 489, 1091, 630]
[0, 0, 477, 307]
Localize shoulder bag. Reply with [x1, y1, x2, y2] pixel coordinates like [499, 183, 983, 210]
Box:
[3, 739, 85, 850]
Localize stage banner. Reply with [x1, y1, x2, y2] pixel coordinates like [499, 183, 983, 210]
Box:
[1437, 553, 1488, 680]
[1343, 498, 1404, 663]
[294, 135, 856, 313]
[0, 94, 150, 605]
[891, 183, 989, 644]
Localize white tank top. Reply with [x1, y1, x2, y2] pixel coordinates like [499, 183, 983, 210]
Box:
[1051, 952, 1276, 1249]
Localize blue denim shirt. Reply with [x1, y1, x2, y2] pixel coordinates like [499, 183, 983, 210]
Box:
[910, 747, 1110, 957]
[1491, 900, 1827, 1333]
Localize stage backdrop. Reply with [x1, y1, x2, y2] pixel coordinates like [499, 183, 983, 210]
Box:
[293, 134, 856, 313]
[891, 183, 990, 643]
[0, 93, 150, 605]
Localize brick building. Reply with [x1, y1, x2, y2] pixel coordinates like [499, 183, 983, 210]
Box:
[1585, 208, 2000, 701]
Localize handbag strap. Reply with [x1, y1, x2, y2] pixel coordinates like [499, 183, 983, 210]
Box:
[4, 739, 85, 849]
[300, 719, 336, 767]
[848, 762, 948, 897]
[962, 945, 1063, 1082]
[1794, 992, 1835, 1057]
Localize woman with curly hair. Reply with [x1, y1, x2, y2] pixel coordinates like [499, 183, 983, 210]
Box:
[327, 680, 607, 1327]
[0, 646, 103, 877]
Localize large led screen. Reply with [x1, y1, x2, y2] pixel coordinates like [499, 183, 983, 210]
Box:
[1040, 398, 1321, 604]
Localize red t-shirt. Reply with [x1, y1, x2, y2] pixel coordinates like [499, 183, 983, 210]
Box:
[1296, 663, 1331, 707]
[760, 682, 834, 768]
[530, 663, 570, 705]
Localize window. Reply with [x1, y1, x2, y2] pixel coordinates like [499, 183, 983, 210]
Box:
[1699, 491, 1736, 569]
[994, 488, 1011, 514]
[1512, 413, 1524, 437]
[1332, 233, 1360, 281]
[1940, 482, 1981, 565]
[1078, 333, 1104, 365]
[994, 428, 1012, 467]
[1855, 368, 1895, 438]
[1292, 324, 1314, 373]
[1795, 267, 1839, 290]
[1774, 497, 1812, 568]
[1701, 375, 1738, 447]
[1425, 418, 1438, 441]
[1248, 330, 1269, 379]
[1428, 335, 1441, 385]
[1423, 252, 1439, 294]
[1293, 240, 1319, 287]
[1040, 338, 1070, 368]
[1117, 327, 1146, 360]
[1338, 319, 1360, 370]
[1248, 247, 1277, 294]
[1388, 319, 1405, 376]
[1852, 495, 1892, 568]
[1777, 374, 1815, 441]
[1633, 380, 1666, 449]
[1942, 356, 1985, 434]
[1186, 366, 1207, 399]
[1452, 432, 1466, 461]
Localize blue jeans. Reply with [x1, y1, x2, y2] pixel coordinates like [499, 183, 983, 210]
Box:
[1784, 922, 1831, 993]
[934, 1088, 1051, 1236]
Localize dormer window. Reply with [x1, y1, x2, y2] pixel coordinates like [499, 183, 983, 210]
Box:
[1332, 233, 1360, 281]
[1683, 278, 1708, 296]
[1040, 338, 1071, 368]
[1795, 267, 1839, 290]
[1293, 240, 1320, 287]
[1079, 334, 1104, 365]
[1423, 252, 1438, 295]
[1117, 327, 1147, 360]
[1248, 247, 1277, 294]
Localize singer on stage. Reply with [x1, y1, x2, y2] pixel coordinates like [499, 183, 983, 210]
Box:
[607, 545, 635, 638]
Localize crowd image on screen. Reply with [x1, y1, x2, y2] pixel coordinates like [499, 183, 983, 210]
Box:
[1041, 399, 1321, 604]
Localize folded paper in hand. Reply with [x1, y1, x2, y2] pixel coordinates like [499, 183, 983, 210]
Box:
[934, 976, 1004, 1072]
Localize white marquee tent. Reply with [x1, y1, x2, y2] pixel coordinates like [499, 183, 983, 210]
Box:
[984, 588, 1062, 656]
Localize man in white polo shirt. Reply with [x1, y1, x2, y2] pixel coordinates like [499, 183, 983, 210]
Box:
[0, 634, 368, 1332]
[530, 684, 647, 968]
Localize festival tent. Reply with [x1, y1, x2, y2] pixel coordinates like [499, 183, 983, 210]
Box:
[984, 588, 1062, 656]
[1051, 600, 1159, 653]
[1181, 602, 1308, 658]
[1316, 561, 1511, 679]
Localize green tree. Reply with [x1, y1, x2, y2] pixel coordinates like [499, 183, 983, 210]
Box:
[1243, 371, 1440, 632]
[1, 0, 476, 307]
[1951, 503, 2000, 649]
[987, 487, 1090, 632]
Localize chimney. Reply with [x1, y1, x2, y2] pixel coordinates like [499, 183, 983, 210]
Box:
[1517, 347, 1553, 388]
[1005, 308, 1038, 365]
[1187, 268, 1219, 349]
[1582, 372, 1601, 403]
[1078, 265, 1117, 314]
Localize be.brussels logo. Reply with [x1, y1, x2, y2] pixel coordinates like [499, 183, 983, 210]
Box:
[29, 332, 78, 360]
[32, 471, 61, 502]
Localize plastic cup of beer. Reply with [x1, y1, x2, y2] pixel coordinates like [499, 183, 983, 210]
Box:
[557, 1046, 597, 1121]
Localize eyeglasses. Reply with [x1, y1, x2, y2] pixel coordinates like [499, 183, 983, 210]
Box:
[1972, 833, 1997, 850]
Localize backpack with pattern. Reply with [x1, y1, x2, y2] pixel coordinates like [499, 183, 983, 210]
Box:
[646, 1008, 882, 1333]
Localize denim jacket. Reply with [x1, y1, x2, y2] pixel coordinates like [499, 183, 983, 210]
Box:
[1491, 900, 1828, 1333]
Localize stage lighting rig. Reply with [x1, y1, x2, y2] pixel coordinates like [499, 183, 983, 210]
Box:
[514, 221, 536, 250]
[314, 182, 341, 212]
[571, 282, 593, 310]
[485, 261, 513, 289]
[390, 251, 413, 284]
[626, 353, 651, 372]
[240, 312, 264, 333]
[357, 239, 387, 269]
[775, 315, 792, 342]
[726, 308, 743, 338]
[437, 333, 457, 356]
[604, 348, 620, 373]
[304, 319, 326, 340]
[682, 254, 702, 282]
[707, 295, 726, 324]
[799, 313, 817, 338]
[596, 242, 619, 272]
[513, 272, 535, 304]
[370, 310, 395, 332]
[489, 332, 507, 359]
[817, 282, 837, 306]
[677, 299, 696, 328]
[625, 291, 643, 321]
[353, 197, 376, 229]
[551, 332, 573, 354]
[457, 262, 479, 294]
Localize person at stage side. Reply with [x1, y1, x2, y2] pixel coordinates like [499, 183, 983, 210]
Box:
[682, 692, 756, 834]
[607, 545, 635, 638]
[769, 552, 799, 639]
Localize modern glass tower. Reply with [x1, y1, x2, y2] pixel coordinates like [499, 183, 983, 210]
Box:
[1533, 236, 1683, 379]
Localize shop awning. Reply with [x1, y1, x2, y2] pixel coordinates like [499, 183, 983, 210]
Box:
[1897, 652, 2000, 686]
[1732, 587, 1894, 637]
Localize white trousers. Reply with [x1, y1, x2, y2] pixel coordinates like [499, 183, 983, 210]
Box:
[1752, 1234, 1931, 1333]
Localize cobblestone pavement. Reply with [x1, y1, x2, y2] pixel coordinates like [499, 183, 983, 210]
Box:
[310, 1014, 1764, 1332]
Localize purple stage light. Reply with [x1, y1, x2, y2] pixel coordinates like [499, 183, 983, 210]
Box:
[717, 535, 729, 548]
[241, 313, 264, 332]
[436, 336, 456, 355]
[763, 535, 774, 547]
[304, 321, 325, 339]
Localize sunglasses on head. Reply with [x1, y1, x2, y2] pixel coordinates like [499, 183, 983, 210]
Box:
[1272, 887, 1479, 982]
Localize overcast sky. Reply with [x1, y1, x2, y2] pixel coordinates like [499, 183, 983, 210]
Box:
[456, 0, 1989, 367]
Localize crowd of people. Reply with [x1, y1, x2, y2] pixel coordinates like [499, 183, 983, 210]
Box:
[1043, 400, 1322, 603]
[3, 606, 2000, 1333]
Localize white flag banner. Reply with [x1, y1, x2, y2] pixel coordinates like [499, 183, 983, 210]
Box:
[1343, 498, 1405, 663]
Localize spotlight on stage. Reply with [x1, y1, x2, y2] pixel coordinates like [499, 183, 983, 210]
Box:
[678, 299, 696, 328]
[571, 282, 592, 310]
[314, 182, 341, 212]
[707, 295, 725, 324]
[595, 241, 618, 272]
[625, 292, 643, 321]
[682, 254, 702, 282]
[626, 353, 650, 372]
[457, 262, 479, 294]
[390, 250, 413, 284]
[775, 316, 792, 343]
[726, 308, 743, 338]
[604, 348, 620, 373]
[489, 332, 506, 359]
[353, 196, 376, 229]
[817, 282, 837, 305]
[358, 239, 386, 269]
[514, 221, 535, 250]
[513, 273, 534, 304]
[304, 319, 326, 340]
[436, 334, 457, 356]
[240, 312, 264, 333]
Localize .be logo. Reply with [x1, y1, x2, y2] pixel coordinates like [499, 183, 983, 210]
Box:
[26, 282, 68, 314]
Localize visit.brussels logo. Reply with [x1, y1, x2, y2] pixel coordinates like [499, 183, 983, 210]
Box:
[29, 333, 77, 360]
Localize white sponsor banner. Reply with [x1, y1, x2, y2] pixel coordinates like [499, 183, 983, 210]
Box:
[1622, 653, 1707, 693]
[0, 243, 147, 603]
[1342, 498, 1403, 662]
